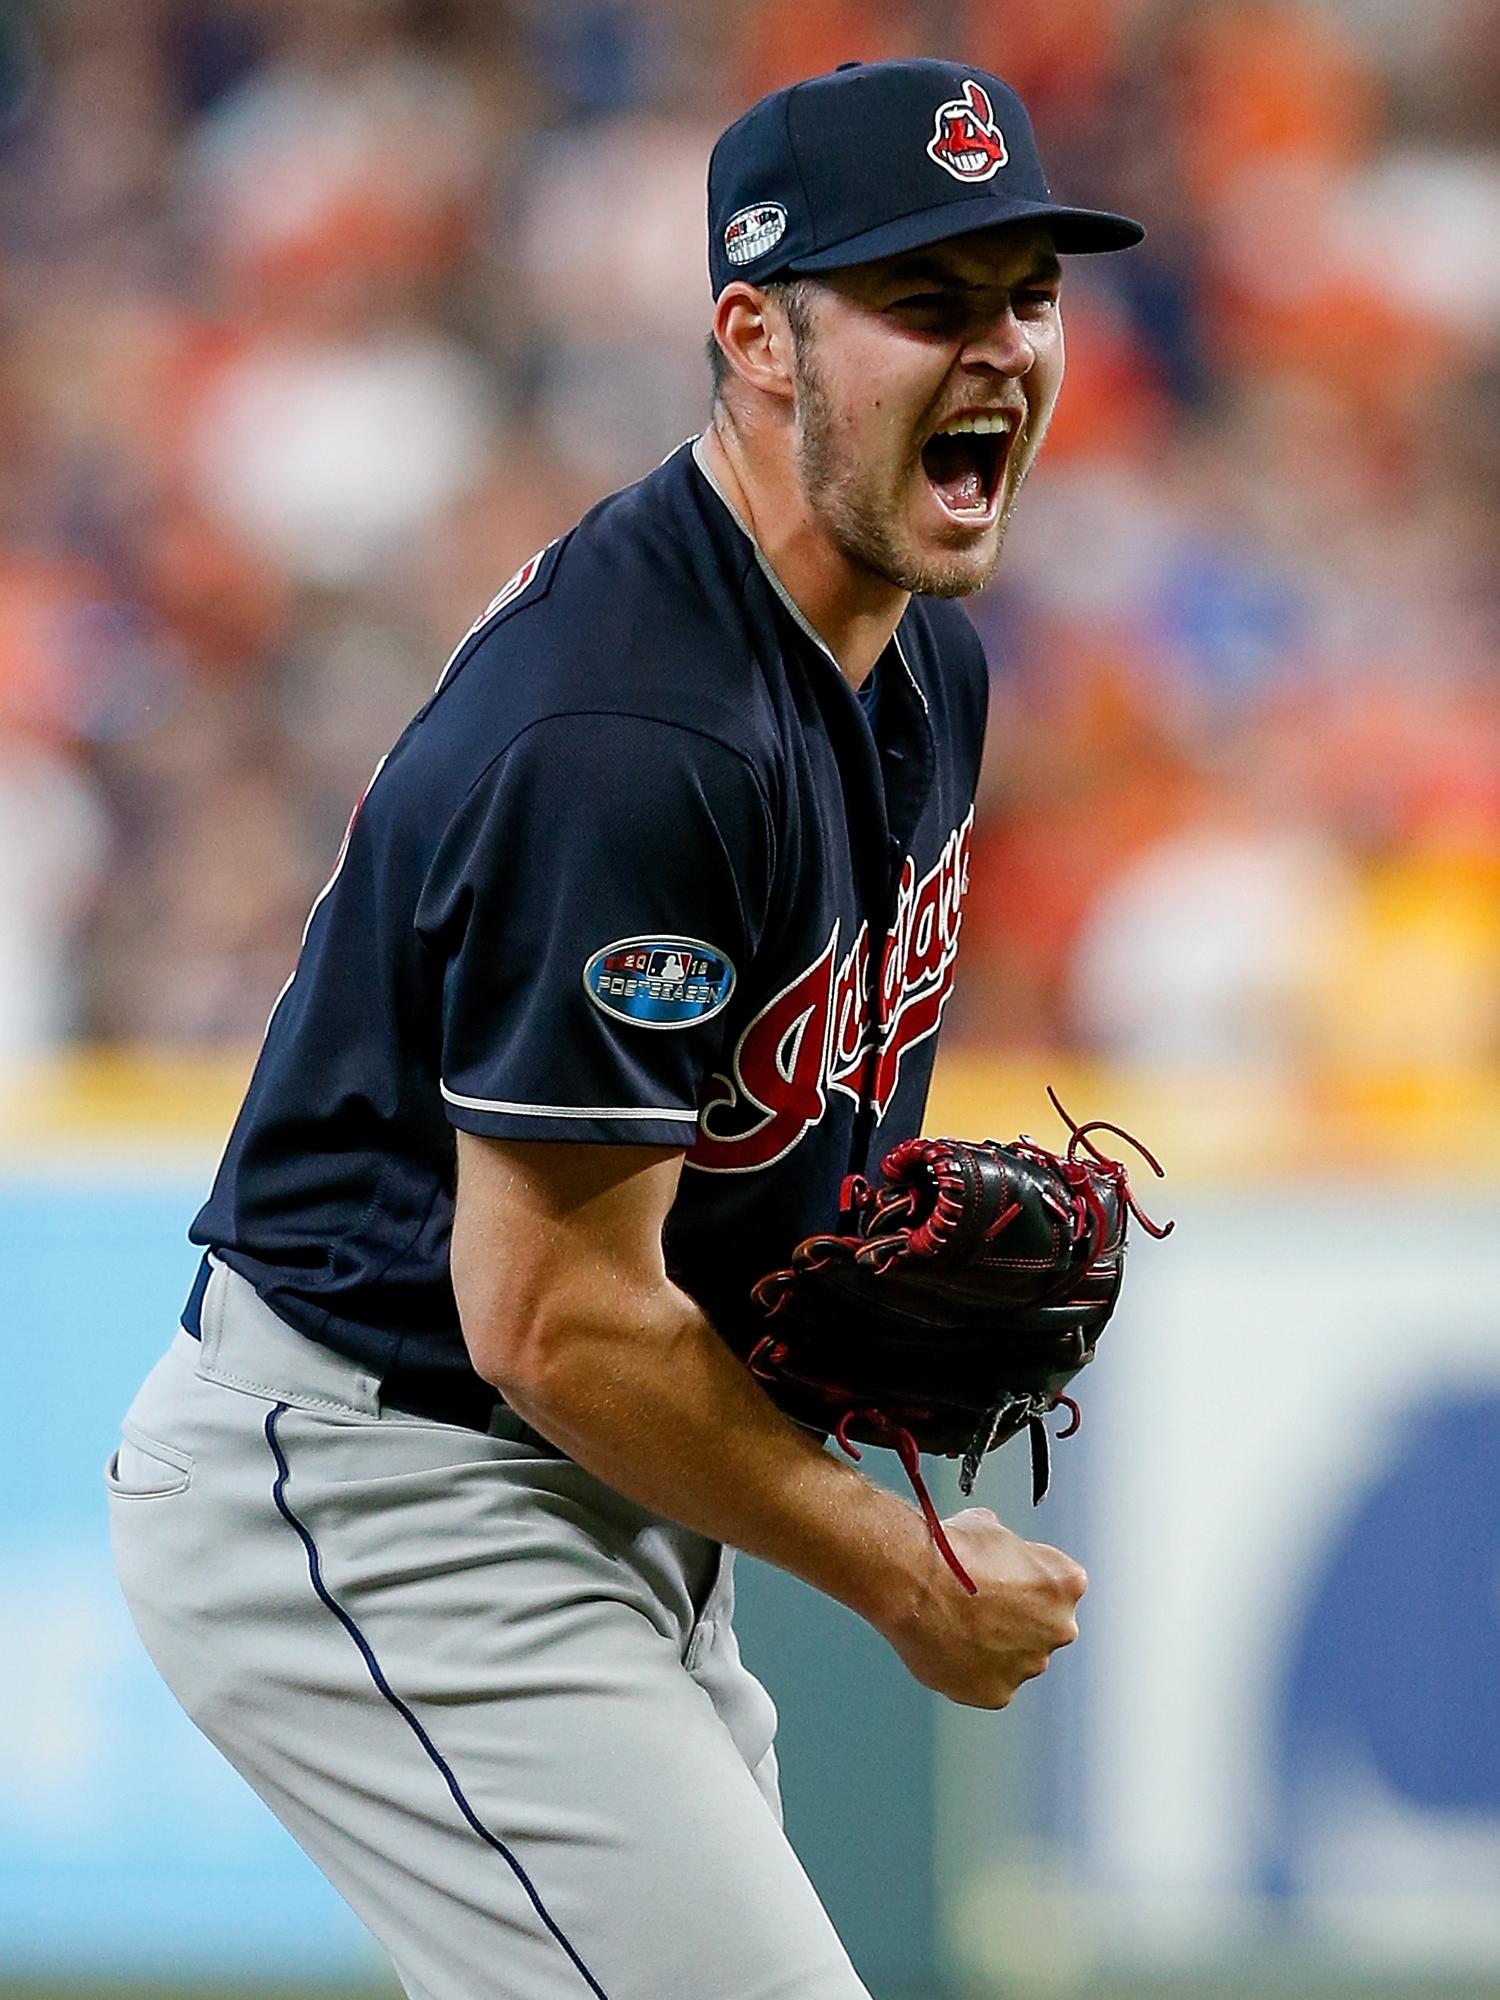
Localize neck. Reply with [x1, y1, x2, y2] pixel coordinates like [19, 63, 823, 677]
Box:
[699, 416, 908, 690]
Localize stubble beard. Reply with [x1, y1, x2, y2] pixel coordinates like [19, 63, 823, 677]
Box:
[791, 343, 1038, 600]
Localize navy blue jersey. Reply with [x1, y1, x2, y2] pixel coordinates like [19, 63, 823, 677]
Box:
[193, 440, 988, 1409]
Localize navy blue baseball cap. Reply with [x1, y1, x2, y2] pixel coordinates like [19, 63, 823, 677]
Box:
[708, 58, 1144, 297]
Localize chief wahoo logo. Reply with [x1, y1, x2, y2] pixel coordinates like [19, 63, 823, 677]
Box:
[927, 78, 1009, 183]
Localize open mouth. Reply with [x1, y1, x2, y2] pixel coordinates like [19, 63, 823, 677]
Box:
[919, 413, 1015, 522]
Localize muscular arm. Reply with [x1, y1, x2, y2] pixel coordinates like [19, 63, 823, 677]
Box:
[451, 1131, 1086, 1708]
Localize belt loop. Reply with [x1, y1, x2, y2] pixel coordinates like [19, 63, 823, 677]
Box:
[181, 1252, 213, 1340]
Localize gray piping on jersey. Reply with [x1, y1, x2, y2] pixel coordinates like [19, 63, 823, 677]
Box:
[892, 631, 932, 716]
[690, 435, 841, 668]
[693, 435, 931, 702]
[440, 1083, 699, 1123]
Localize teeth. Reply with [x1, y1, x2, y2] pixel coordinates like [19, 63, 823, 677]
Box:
[936, 414, 1013, 436]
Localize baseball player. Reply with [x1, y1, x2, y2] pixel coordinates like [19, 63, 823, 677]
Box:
[107, 59, 1142, 2000]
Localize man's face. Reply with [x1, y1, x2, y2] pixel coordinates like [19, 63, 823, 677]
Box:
[781, 223, 1065, 598]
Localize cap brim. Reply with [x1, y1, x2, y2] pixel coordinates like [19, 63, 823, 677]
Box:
[784, 195, 1144, 272]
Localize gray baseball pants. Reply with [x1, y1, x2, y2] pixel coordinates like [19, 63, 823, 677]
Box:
[106, 1257, 872, 2000]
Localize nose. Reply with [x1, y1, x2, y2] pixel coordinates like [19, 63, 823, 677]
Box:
[962, 304, 1036, 378]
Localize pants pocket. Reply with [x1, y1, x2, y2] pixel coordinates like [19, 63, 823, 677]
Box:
[104, 1423, 193, 1498]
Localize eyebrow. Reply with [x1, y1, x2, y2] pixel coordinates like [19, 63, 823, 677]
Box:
[884, 251, 1064, 290]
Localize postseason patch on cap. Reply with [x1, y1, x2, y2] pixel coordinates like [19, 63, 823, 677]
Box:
[723, 201, 787, 267]
[584, 936, 736, 1030]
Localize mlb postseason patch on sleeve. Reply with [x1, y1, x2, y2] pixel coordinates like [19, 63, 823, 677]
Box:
[584, 937, 736, 1030]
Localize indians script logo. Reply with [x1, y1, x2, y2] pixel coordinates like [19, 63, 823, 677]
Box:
[927, 79, 1009, 183]
[688, 810, 974, 1174]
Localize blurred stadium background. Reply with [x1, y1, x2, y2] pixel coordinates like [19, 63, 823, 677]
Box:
[1, 0, 1497, 1995]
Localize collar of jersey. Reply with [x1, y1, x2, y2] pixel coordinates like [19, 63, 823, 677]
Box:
[690, 433, 843, 669]
[689, 435, 930, 723]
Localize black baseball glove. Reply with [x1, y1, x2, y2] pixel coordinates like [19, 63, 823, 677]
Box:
[748, 1091, 1171, 1590]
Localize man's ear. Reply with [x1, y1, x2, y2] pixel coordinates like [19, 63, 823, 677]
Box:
[712, 284, 798, 404]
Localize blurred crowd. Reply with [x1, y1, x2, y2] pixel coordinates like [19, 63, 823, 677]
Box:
[3, 0, 1498, 1076]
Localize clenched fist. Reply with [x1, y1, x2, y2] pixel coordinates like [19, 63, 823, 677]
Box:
[880, 1507, 1087, 1709]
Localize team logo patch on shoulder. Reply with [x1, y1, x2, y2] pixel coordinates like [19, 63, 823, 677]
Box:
[584, 936, 736, 1030]
[927, 79, 1009, 182]
[724, 202, 788, 267]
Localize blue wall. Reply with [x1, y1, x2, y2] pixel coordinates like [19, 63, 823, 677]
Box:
[0, 1176, 383, 1978]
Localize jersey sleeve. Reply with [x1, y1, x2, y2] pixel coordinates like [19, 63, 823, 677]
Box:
[420, 711, 775, 1147]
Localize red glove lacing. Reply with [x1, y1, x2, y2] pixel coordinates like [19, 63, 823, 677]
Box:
[747, 1100, 1173, 1596]
[833, 1410, 979, 1597]
[1037, 1085, 1175, 1243]
[746, 1336, 978, 1595]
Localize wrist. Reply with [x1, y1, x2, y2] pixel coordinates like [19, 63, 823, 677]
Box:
[814, 1471, 940, 1635]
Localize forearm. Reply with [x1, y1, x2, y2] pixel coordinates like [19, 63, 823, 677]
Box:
[449, 1136, 1086, 1710]
[472, 1277, 935, 1631]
